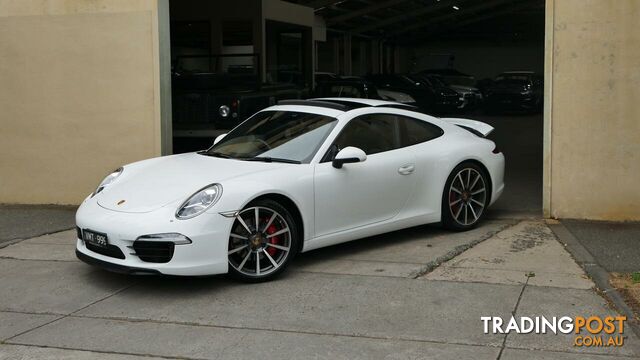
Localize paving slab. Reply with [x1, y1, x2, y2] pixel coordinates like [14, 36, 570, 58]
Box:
[0, 259, 132, 314]
[76, 272, 521, 347]
[424, 220, 593, 289]
[19, 230, 77, 245]
[293, 220, 514, 277]
[507, 285, 640, 357]
[295, 258, 419, 278]
[0, 242, 77, 262]
[0, 205, 76, 247]
[0, 312, 60, 341]
[0, 345, 164, 360]
[562, 220, 640, 273]
[10, 316, 500, 360]
[501, 347, 637, 359]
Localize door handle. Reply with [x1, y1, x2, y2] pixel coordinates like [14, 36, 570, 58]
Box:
[398, 164, 415, 175]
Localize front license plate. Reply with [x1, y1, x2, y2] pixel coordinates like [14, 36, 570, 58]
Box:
[83, 229, 109, 247]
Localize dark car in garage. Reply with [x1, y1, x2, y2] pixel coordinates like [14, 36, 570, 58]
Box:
[313, 77, 383, 100]
[366, 74, 462, 114]
[418, 69, 483, 112]
[485, 71, 543, 113]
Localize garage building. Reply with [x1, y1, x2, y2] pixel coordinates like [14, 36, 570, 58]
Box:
[0, 0, 638, 221]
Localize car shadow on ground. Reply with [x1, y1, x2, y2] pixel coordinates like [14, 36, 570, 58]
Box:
[89, 222, 451, 293]
[85, 207, 517, 296]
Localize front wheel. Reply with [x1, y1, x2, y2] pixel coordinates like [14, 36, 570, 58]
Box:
[227, 199, 298, 282]
[441, 162, 489, 231]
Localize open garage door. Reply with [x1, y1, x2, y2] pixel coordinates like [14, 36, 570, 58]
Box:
[294, 0, 545, 217]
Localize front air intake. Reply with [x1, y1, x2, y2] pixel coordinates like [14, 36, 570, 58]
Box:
[132, 241, 175, 263]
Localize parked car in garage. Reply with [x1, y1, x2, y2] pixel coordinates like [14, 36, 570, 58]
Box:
[314, 72, 339, 84]
[172, 54, 303, 153]
[76, 98, 504, 282]
[367, 74, 462, 114]
[484, 71, 543, 113]
[313, 76, 419, 106]
[313, 77, 383, 100]
[414, 73, 483, 112]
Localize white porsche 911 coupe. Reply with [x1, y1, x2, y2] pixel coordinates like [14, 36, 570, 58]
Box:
[76, 98, 504, 281]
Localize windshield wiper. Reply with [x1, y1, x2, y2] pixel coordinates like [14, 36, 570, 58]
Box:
[240, 156, 301, 164]
[198, 151, 233, 159]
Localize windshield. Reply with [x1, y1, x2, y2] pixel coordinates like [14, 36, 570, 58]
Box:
[495, 75, 531, 84]
[403, 75, 430, 88]
[425, 75, 447, 87]
[205, 111, 338, 163]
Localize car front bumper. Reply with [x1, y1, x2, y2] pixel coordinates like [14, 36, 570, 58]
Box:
[75, 198, 234, 276]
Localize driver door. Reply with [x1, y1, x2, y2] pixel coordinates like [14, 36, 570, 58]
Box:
[313, 114, 416, 237]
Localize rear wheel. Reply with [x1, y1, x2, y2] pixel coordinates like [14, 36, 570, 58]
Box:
[227, 199, 298, 282]
[441, 162, 489, 231]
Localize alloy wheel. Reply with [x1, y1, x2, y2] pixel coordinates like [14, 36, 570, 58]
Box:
[448, 168, 487, 226]
[227, 206, 292, 277]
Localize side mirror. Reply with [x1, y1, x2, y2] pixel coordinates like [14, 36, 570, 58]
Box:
[332, 147, 367, 169]
[213, 133, 227, 145]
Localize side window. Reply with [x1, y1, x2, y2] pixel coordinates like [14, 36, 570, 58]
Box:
[328, 114, 401, 159]
[400, 115, 443, 147]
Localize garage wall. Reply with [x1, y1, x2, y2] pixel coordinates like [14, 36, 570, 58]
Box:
[545, 0, 640, 220]
[0, 0, 161, 205]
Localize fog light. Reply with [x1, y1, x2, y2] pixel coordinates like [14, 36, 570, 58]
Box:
[219, 105, 230, 118]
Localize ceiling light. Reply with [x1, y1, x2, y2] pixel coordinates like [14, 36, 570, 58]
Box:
[452, 5, 460, 10]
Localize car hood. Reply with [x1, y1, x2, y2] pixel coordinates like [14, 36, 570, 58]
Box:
[449, 85, 479, 93]
[96, 153, 287, 213]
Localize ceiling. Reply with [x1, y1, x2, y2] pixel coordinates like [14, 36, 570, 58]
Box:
[284, 0, 545, 44]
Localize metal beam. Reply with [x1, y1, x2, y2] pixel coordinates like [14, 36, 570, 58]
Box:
[398, 1, 537, 43]
[326, 0, 409, 25]
[305, 0, 346, 10]
[350, 0, 471, 34]
[388, 0, 516, 37]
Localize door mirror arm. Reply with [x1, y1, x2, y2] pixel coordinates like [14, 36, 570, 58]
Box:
[332, 157, 360, 169]
[332, 147, 367, 169]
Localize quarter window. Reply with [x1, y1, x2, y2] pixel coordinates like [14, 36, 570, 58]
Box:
[400, 115, 443, 146]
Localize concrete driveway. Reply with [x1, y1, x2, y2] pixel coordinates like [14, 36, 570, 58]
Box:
[1, 217, 638, 359]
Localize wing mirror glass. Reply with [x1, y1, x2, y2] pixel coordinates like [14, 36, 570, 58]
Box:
[213, 133, 227, 145]
[332, 146, 367, 169]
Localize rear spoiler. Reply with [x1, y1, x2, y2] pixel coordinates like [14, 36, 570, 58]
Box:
[441, 118, 494, 137]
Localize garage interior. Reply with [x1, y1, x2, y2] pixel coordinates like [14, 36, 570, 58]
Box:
[167, 0, 545, 217]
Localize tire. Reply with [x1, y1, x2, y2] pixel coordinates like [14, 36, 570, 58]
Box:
[227, 199, 299, 282]
[441, 162, 490, 231]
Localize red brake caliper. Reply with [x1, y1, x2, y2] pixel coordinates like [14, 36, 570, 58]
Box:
[265, 223, 280, 256]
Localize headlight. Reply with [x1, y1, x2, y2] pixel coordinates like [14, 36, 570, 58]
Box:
[92, 167, 123, 197]
[219, 105, 230, 118]
[176, 184, 223, 219]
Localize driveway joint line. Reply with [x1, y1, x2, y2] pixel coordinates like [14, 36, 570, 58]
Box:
[410, 221, 520, 279]
[548, 222, 640, 339]
[0, 227, 75, 249]
[3, 280, 139, 344]
[3, 342, 201, 360]
[497, 276, 530, 360]
[64, 312, 505, 349]
[0, 256, 77, 263]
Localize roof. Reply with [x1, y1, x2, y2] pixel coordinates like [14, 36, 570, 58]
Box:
[311, 97, 406, 107]
[277, 98, 416, 112]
